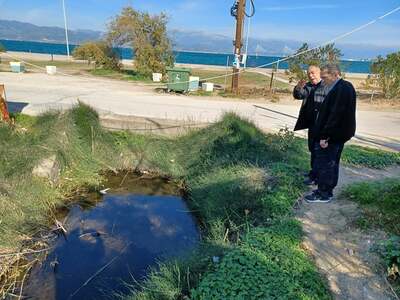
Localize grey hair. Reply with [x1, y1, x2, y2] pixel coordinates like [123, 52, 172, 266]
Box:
[321, 64, 341, 76]
[307, 65, 320, 71]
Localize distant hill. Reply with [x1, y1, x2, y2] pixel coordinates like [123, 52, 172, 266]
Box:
[170, 29, 300, 56]
[0, 20, 102, 44]
[0, 19, 398, 59]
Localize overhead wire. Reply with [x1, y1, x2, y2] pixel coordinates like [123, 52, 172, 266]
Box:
[1, 5, 400, 86]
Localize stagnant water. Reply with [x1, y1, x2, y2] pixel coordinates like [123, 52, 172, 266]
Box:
[25, 174, 199, 300]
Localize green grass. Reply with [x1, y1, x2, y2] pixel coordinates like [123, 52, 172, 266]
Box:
[1, 106, 331, 299]
[342, 178, 400, 235]
[120, 118, 330, 299]
[342, 145, 400, 169]
[89, 69, 152, 82]
[192, 220, 330, 300]
[342, 178, 400, 293]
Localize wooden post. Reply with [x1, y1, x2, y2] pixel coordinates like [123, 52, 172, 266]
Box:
[231, 0, 246, 94]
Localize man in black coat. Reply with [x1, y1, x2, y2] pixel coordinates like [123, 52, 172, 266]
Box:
[304, 64, 357, 203]
[293, 65, 322, 185]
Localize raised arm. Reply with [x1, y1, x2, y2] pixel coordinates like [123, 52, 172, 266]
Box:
[293, 80, 310, 100]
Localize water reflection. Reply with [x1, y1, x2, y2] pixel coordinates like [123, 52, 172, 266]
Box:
[26, 175, 199, 300]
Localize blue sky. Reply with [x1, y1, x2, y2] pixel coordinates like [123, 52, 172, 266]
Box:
[1, 0, 400, 46]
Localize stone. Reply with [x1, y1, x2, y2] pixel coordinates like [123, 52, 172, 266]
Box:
[32, 155, 60, 183]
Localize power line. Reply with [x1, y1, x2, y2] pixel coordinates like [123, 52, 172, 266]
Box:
[2, 5, 399, 86]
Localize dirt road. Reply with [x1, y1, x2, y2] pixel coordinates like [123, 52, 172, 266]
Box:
[2, 72, 399, 150]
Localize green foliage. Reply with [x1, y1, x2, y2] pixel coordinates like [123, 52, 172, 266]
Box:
[89, 68, 152, 82]
[345, 178, 400, 291]
[288, 43, 343, 81]
[374, 235, 400, 282]
[1, 108, 329, 299]
[0, 104, 128, 249]
[0, 42, 5, 53]
[107, 6, 174, 76]
[343, 179, 400, 235]
[124, 115, 329, 299]
[192, 220, 331, 300]
[72, 41, 121, 70]
[125, 244, 228, 300]
[372, 51, 400, 99]
[342, 145, 400, 169]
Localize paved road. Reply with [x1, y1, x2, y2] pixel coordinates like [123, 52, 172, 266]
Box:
[2, 72, 400, 150]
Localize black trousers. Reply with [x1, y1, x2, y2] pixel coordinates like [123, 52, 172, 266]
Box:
[308, 132, 317, 181]
[313, 141, 345, 193]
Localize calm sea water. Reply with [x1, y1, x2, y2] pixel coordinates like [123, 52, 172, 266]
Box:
[0, 39, 372, 74]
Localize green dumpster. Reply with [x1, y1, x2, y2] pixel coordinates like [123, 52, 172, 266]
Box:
[166, 67, 191, 93]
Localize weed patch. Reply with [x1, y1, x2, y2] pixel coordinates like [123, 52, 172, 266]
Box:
[343, 178, 400, 235]
[342, 145, 400, 169]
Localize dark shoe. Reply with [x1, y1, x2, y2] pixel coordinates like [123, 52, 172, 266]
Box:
[305, 190, 333, 203]
[303, 178, 316, 186]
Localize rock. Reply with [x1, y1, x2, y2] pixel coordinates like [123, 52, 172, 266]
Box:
[32, 155, 60, 183]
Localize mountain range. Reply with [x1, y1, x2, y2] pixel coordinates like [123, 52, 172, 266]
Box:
[0, 19, 398, 59]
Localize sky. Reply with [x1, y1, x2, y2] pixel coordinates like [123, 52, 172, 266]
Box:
[0, 0, 400, 47]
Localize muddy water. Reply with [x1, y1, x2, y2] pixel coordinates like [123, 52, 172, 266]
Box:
[26, 174, 199, 300]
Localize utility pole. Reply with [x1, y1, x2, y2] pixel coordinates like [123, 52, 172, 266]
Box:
[62, 0, 70, 59]
[231, 0, 246, 94]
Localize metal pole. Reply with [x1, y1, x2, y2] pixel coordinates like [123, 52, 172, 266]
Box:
[224, 55, 230, 91]
[62, 0, 70, 59]
[244, 16, 251, 69]
[231, 0, 246, 94]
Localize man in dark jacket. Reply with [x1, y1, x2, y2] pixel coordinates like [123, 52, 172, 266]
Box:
[305, 64, 357, 203]
[293, 65, 322, 185]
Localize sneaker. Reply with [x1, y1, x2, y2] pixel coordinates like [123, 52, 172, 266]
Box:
[305, 190, 333, 203]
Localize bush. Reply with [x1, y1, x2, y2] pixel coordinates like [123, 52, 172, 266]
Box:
[0, 43, 5, 53]
[72, 41, 121, 70]
[372, 52, 400, 99]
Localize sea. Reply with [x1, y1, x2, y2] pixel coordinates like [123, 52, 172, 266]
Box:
[0, 39, 372, 74]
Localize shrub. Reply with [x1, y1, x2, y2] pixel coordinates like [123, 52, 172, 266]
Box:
[372, 52, 400, 99]
[72, 41, 121, 70]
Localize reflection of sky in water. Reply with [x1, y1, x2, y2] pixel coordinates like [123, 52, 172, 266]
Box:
[26, 192, 199, 300]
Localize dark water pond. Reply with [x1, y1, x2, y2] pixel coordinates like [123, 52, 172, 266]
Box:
[26, 174, 199, 300]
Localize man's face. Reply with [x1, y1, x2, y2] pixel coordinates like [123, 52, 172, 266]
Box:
[321, 70, 337, 85]
[307, 67, 321, 85]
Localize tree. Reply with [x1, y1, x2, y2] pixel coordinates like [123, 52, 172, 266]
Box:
[72, 41, 121, 70]
[107, 6, 174, 76]
[372, 52, 400, 99]
[288, 43, 343, 81]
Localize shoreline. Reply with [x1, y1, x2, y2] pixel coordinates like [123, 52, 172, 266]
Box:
[0, 51, 371, 78]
